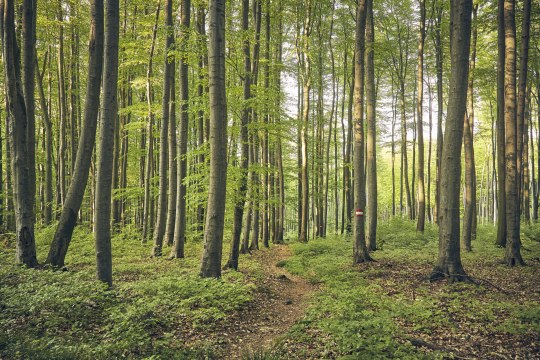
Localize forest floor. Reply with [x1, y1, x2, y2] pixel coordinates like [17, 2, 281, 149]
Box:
[1, 219, 540, 359]
[205, 245, 318, 359]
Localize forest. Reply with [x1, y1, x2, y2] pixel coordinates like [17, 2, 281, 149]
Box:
[1, 0, 540, 358]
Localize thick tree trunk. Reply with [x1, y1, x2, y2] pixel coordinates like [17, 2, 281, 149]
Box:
[430, 0, 472, 283]
[353, 0, 373, 264]
[365, 0, 377, 249]
[46, 0, 104, 268]
[199, 0, 228, 278]
[2, 0, 38, 267]
[503, 0, 524, 266]
[94, 0, 119, 286]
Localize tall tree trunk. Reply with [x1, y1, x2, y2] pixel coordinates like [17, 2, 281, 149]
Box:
[433, 0, 443, 224]
[1, 0, 38, 267]
[141, 5, 160, 243]
[94, 0, 119, 286]
[353, 0, 372, 264]
[46, 0, 104, 268]
[416, 0, 426, 232]
[365, 0, 377, 249]
[462, 5, 477, 251]
[298, 0, 312, 243]
[57, 4, 67, 206]
[430, 0, 472, 283]
[165, 75, 177, 246]
[225, 0, 251, 269]
[516, 0, 531, 221]
[503, 0, 524, 266]
[261, 1, 270, 247]
[496, 0, 506, 247]
[199, 0, 228, 278]
[35, 55, 53, 225]
[153, 0, 174, 257]
[171, 0, 190, 259]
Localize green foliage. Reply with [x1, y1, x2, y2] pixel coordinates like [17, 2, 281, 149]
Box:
[0, 225, 256, 359]
[279, 220, 540, 359]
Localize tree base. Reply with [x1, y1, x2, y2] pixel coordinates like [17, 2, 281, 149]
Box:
[429, 265, 473, 284]
[353, 251, 374, 264]
[505, 256, 525, 267]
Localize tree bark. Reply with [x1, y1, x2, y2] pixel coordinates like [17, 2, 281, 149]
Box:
[225, 0, 250, 269]
[496, 0, 506, 247]
[199, 0, 228, 278]
[416, 0, 426, 232]
[1, 0, 38, 267]
[503, 0, 524, 266]
[430, 0, 472, 283]
[153, 0, 174, 257]
[353, 0, 372, 264]
[94, 0, 119, 286]
[46, 0, 104, 268]
[365, 0, 377, 249]
[462, 4, 477, 252]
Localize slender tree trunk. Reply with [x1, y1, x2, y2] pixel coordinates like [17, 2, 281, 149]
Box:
[94, 0, 119, 286]
[516, 0, 531, 221]
[199, 0, 228, 278]
[365, 0, 377, 249]
[416, 0, 426, 232]
[226, 0, 251, 269]
[430, 0, 472, 283]
[298, 0, 312, 243]
[35, 55, 53, 225]
[171, 0, 190, 259]
[46, 0, 104, 268]
[496, 0, 507, 247]
[462, 5, 477, 251]
[153, 0, 174, 257]
[433, 0, 443, 224]
[57, 5, 67, 206]
[503, 0, 524, 266]
[142, 5, 160, 243]
[353, 0, 372, 264]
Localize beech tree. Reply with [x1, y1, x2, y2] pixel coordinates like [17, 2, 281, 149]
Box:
[47, 0, 104, 268]
[1, 0, 38, 267]
[94, 0, 119, 286]
[430, 0, 472, 282]
[200, 0, 227, 278]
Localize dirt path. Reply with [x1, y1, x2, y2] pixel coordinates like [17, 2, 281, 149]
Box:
[219, 245, 317, 359]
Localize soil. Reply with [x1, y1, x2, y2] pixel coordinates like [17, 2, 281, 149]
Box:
[214, 245, 317, 359]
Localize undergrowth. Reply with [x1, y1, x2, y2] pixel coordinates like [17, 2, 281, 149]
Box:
[0, 223, 258, 359]
[279, 218, 540, 359]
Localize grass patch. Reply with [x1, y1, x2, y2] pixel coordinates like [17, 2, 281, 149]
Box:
[0, 223, 259, 359]
[280, 218, 540, 359]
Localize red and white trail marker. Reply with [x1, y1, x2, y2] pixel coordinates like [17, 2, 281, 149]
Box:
[355, 209, 364, 216]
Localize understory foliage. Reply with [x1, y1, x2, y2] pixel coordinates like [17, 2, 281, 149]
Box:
[1, 220, 539, 359]
[274, 219, 540, 359]
[0, 225, 256, 359]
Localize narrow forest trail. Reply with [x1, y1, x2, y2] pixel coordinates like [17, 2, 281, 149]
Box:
[220, 245, 318, 359]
